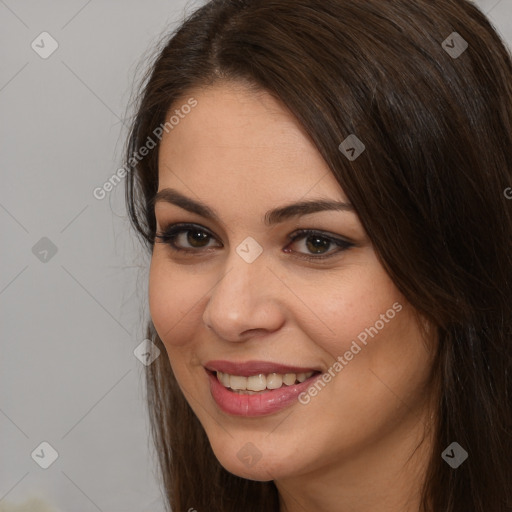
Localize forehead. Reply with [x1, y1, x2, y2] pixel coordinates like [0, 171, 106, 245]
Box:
[157, 81, 348, 210]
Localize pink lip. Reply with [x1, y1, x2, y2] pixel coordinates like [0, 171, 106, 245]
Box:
[205, 361, 322, 417]
[204, 360, 320, 377]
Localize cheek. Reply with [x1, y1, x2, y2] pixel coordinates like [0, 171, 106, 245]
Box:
[148, 255, 208, 348]
[323, 299, 432, 415]
[310, 261, 403, 351]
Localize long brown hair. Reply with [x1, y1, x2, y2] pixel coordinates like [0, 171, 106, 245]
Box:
[125, 0, 512, 510]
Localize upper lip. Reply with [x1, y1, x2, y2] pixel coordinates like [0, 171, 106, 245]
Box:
[204, 360, 321, 377]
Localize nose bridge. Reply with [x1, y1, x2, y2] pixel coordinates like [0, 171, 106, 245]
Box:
[202, 246, 285, 340]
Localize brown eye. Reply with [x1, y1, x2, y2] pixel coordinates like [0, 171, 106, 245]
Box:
[304, 235, 331, 254]
[285, 229, 354, 260]
[155, 223, 221, 252]
[154, 223, 354, 261]
[186, 229, 211, 247]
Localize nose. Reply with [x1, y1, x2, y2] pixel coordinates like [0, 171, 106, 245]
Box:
[202, 252, 286, 342]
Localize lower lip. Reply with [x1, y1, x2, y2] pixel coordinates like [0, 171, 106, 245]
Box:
[207, 370, 320, 417]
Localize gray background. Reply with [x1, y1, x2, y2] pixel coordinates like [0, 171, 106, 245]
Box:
[1, 1, 511, 511]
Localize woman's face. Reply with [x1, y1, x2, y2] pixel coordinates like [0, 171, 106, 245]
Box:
[149, 81, 435, 483]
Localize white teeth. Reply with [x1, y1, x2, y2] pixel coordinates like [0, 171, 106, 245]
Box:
[229, 375, 247, 390]
[219, 372, 230, 387]
[282, 373, 296, 385]
[266, 373, 283, 389]
[247, 374, 267, 392]
[216, 370, 315, 392]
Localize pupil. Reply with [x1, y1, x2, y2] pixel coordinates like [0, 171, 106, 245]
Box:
[188, 230, 209, 247]
[306, 236, 329, 254]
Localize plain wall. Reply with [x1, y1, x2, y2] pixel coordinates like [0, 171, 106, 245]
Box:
[1, 1, 511, 510]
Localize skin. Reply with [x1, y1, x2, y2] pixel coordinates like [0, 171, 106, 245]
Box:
[149, 81, 438, 512]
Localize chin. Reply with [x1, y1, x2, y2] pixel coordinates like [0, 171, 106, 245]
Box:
[208, 436, 300, 481]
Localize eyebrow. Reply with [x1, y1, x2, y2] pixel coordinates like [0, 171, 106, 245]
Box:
[152, 188, 354, 227]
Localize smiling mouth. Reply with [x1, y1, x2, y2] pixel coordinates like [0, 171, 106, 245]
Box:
[208, 370, 321, 394]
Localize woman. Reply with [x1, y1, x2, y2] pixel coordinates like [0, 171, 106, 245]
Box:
[125, 0, 512, 510]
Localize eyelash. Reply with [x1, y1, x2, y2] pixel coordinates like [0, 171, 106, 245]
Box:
[154, 222, 354, 262]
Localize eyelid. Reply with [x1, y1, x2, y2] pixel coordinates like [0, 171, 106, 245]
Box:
[287, 228, 354, 246]
[284, 228, 354, 260]
[154, 222, 354, 260]
[154, 222, 222, 251]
